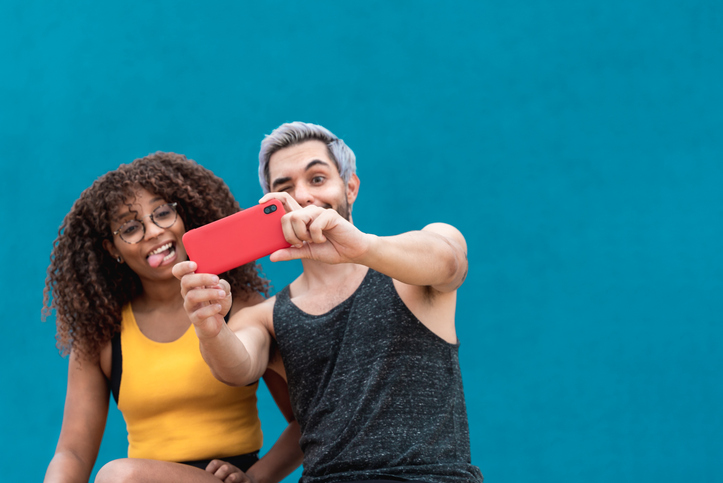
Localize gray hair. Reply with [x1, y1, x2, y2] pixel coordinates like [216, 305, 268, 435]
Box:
[258, 122, 356, 194]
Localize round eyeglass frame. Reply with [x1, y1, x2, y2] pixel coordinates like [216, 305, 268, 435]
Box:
[112, 202, 179, 244]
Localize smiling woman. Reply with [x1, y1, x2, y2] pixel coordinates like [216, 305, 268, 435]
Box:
[104, 191, 187, 277]
[42, 152, 303, 483]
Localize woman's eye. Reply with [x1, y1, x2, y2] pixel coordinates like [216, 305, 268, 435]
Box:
[155, 208, 172, 220]
[122, 223, 140, 235]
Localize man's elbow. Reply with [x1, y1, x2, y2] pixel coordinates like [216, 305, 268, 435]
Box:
[421, 222, 469, 291]
[430, 244, 467, 293]
[437, 256, 468, 292]
[203, 356, 259, 386]
[212, 369, 257, 387]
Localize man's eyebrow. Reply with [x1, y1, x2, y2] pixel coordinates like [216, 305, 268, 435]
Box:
[271, 177, 292, 190]
[305, 159, 330, 171]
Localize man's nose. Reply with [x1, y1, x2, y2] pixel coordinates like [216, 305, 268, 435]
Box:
[293, 184, 315, 207]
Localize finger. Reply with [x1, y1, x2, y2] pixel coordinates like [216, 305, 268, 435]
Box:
[190, 304, 223, 324]
[280, 212, 306, 247]
[218, 279, 231, 296]
[186, 288, 229, 307]
[269, 245, 310, 262]
[289, 212, 315, 244]
[211, 462, 246, 482]
[205, 459, 223, 473]
[212, 463, 232, 479]
[172, 261, 197, 280]
[202, 283, 231, 299]
[180, 273, 220, 297]
[308, 211, 335, 244]
[226, 473, 249, 483]
[294, 205, 326, 240]
[259, 192, 302, 212]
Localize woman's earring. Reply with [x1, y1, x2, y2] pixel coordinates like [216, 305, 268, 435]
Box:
[116, 256, 123, 263]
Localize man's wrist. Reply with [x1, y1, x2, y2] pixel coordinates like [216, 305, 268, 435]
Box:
[352, 233, 378, 266]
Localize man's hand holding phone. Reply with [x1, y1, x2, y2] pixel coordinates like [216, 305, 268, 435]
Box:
[259, 192, 373, 265]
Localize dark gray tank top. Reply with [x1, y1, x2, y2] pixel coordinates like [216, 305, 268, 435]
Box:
[274, 269, 484, 483]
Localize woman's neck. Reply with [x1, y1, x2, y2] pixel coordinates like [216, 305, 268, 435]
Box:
[134, 277, 184, 313]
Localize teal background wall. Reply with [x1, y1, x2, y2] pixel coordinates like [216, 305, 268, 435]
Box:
[1, 1, 721, 482]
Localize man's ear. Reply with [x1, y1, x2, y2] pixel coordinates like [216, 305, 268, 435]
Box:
[346, 174, 360, 205]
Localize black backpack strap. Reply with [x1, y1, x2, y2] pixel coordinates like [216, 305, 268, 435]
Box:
[110, 332, 122, 404]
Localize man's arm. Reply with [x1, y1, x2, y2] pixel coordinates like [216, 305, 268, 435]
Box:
[174, 261, 273, 386]
[360, 222, 468, 293]
[260, 192, 468, 292]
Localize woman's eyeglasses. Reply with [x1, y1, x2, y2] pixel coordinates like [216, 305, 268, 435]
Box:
[112, 202, 178, 244]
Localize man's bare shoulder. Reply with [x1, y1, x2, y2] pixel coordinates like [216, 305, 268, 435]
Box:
[228, 295, 277, 334]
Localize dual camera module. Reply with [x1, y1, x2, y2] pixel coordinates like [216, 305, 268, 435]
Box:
[263, 204, 278, 215]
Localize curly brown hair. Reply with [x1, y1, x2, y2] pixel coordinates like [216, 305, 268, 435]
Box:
[43, 152, 269, 361]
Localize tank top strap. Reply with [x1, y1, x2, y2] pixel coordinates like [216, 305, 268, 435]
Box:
[276, 284, 292, 303]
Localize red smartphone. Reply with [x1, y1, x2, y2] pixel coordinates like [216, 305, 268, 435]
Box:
[182, 199, 291, 274]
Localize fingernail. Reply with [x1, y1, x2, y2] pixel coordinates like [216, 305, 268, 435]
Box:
[218, 290, 226, 298]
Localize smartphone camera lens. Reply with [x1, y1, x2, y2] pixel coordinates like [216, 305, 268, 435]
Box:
[264, 204, 277, 214]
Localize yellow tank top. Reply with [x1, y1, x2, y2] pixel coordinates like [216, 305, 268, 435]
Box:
[117, 304, 263, 461]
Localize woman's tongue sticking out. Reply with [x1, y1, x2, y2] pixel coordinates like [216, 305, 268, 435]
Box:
[147, 245, 173, 267]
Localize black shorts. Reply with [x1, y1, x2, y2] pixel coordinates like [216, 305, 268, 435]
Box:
[179, 451, 260, 471]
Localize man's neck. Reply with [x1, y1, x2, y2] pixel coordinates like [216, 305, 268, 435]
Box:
[296, 259, 368, 293]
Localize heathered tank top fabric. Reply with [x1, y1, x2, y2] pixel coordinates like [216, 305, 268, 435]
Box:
[274, 269, 484, 483]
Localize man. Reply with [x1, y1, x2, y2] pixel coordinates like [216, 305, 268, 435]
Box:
[175, 122, 483, 483]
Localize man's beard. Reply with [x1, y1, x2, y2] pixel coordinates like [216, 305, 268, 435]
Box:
[323, 195, 351, 221]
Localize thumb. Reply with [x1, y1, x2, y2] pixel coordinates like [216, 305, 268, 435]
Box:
[269, 245, 311, 262]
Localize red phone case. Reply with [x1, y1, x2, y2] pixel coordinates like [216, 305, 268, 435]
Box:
[182, 199, 291, 274]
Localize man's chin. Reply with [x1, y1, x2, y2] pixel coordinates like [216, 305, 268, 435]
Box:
[322, 202, 351, 222]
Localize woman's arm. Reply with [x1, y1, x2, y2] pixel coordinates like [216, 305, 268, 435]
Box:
[44, 349, 110, 483]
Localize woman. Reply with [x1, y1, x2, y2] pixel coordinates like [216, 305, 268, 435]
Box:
[43, 152, 302, 483]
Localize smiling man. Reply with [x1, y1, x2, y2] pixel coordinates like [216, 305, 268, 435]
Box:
[175, 122, 483, 483]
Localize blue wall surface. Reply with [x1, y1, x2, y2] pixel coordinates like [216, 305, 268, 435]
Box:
[1, 1, 721, 482]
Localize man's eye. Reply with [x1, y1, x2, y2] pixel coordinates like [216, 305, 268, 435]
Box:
[311, 176, 325, 185]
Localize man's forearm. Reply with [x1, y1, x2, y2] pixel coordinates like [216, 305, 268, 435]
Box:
[359, 226, 467, 291]
[198, 323, 263, 386]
